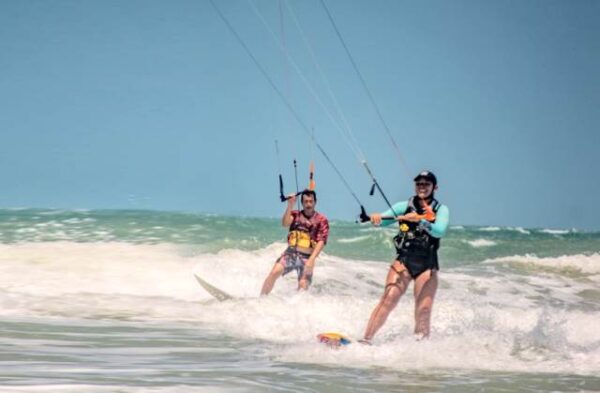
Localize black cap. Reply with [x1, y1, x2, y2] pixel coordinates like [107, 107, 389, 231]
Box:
[414, 170, 437, 186]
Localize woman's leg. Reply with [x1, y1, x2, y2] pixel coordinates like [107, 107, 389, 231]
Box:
[413, 270, 438, 338]
[362, 260, 412, 341]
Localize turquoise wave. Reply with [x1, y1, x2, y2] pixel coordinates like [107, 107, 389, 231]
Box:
[0, 209, 598, 266]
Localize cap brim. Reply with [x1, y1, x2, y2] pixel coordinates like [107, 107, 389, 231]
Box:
[413, 175, 436, 184]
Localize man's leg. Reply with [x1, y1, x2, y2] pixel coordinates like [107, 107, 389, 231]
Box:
[260, 260, 285, 296]
[362, 260, 412, 342]
[298, 267, 312, 290]
[413, 270, 438, 338]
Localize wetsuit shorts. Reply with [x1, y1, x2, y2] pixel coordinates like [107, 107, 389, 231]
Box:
[276, 247, 312, 282]
[396, 239, 439, 279]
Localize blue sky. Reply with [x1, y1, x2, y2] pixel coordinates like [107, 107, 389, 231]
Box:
[0, 0, 599, 230]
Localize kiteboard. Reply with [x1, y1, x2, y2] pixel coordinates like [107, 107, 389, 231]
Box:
[194, 274, 234, 302]
[317, 332, 352, 347]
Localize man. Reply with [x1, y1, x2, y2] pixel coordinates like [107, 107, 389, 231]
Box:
[260, 189, 329, 295]
[360, 171, 450, 343]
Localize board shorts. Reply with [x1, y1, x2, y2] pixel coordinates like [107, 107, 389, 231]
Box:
[276, 247, 312, 282]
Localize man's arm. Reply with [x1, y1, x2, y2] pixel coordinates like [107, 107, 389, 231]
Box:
[307, 240, 325, 265]
[281, 194, 296, 227]
[301, 240, 324, 283]
[305, 216, 329, 272]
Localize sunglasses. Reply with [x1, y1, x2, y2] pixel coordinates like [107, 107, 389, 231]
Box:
[415, 182, 433, 187]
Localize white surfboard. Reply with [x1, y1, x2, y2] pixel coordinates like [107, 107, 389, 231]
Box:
[194, 274, 234, 302]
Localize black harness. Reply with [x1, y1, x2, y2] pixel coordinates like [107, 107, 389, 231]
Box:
[392, 196, 442, 279]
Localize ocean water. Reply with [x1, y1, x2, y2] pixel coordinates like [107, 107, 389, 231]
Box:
[0, 208, 599, 392]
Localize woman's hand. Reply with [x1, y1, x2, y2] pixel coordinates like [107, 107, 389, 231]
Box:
[370, 213, 383, 226]
[399, 212, 422, 223]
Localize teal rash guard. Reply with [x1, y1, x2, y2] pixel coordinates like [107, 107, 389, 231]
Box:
[379, 200, 450, 238]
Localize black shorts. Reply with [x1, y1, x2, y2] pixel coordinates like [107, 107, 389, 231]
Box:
[396, 249, 438, 279]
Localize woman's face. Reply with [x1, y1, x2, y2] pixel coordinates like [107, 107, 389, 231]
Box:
[415, 180, 435, 199]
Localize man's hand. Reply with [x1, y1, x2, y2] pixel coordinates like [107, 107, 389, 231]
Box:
[304, 259, 315, 274]
[300, 259, 315, 287]
[286, 193, 297, 207]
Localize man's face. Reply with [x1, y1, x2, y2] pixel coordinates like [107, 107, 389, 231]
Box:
[301, 195, 316, 212]
[415, 180, 435, 199]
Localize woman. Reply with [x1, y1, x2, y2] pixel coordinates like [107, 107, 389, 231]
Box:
[360, 171, 450, 344]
